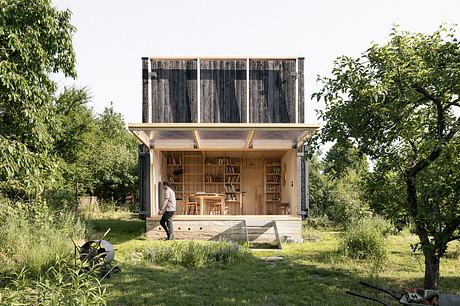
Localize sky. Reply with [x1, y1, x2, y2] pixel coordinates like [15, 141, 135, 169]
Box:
[52, 0, 459, 125]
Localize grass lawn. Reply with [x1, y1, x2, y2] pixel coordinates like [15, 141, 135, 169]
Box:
[88, 214, 460, 306]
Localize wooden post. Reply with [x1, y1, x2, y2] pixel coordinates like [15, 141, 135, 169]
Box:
[150, 150, 157, 216]
[142, 57, 149, 123]
[298, 58, 305, 124]
[197, 58, 201, 123]
[295, 58, 299, 123]
[295, 150, 303, 216]
[246, 58, 250, 123]
[147, 58, 152, 123]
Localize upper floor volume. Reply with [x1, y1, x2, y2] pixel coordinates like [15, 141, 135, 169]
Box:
[142, 57, 305, 124]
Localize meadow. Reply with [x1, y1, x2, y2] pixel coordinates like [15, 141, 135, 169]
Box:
[87, 213, 460, 306]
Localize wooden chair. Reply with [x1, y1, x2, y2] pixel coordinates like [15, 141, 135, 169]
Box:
[182, 194, 200, 215]
[209, 200, 227, 215]
[277, 203, 289, 215]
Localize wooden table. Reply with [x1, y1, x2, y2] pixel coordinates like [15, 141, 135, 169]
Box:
[193, 193, 226, 215]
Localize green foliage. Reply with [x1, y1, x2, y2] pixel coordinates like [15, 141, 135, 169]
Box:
[308, 153, 370, 227]
[364, 167, 409, 229]
[0, 258, 106, 306]
[0, 137, 61, 196]
[50, 88, 138, 206]
[0, 197, 87, 274]
[131, 241, 248, 268]
[313, 24, 460, 288]
[338, 217, 391, 262]
[323, 140, 368, 179]
[0, 0, 76, 196]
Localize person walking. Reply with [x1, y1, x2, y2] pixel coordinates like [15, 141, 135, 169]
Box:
[159, 181, 176, 240]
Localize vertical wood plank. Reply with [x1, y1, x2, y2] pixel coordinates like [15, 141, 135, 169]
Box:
[142, 57, 149, 123]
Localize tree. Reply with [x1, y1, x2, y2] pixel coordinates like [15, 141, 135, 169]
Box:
[90, 104, 138, 203]
[313, 25, 460, 289]
[52, 90, 138, 204]
[0, 0, 76, 196]
[309, 143, 370, 227]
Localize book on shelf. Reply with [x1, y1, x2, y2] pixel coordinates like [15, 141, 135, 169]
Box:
[226, 193, 238, 201]
[226, 175, 239, 183]
[167, 156, 182, 165]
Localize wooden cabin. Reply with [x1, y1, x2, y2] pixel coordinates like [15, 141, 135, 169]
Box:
[129, 57, 319, 243]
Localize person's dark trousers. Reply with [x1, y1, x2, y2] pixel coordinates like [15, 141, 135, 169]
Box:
[160, 211, 175, 240]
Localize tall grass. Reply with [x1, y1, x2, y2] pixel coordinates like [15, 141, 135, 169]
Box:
[0, 257, 106, 305]
[0, 197, 87, 274]
[130, 241, 248, 268]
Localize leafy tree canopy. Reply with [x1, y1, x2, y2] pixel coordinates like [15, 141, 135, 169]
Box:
[0, 0, 76, 195]
[313, 25, 460, 289]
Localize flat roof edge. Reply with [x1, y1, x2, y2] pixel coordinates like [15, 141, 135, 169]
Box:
[146, 56, 303, 60]
[128, 122, 320, 130]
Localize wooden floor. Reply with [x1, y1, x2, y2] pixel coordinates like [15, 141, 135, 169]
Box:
[146, 215, 302, 243]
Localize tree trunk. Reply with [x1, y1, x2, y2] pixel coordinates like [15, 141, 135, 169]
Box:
[424, 251, 440, 289]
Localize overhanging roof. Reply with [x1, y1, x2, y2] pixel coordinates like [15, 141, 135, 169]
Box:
[129, 123, 319, 151]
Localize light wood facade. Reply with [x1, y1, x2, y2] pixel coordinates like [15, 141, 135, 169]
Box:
[159, 150, 297, 217]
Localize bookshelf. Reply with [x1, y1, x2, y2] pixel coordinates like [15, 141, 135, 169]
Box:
[166, 152, 183, 202]
[204, 157, 224, 194]
[265, 159, 281, 214]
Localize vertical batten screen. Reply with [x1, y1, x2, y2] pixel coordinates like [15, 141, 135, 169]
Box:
[295, 58, 299, 123]
[143, 57, 303, 124]
[298, 58, 305, 123]
[249, 60, 297, 123]
[199, 59, 247, 123]
[246, 58, 250, 123]
[142, 57, 149, 123]
[197, 58, 201, 123]
[148, 59, 152, 123]
[148, 60, 198, 123]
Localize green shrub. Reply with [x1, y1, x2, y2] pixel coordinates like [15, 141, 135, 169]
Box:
[0, 198, 88, 274]
[134, 241, 248, 267]
[338, 217, 389, 262]
[445, 244, 460, 260]
[304, 215, 334, 229]
[0, 258, 106, 305]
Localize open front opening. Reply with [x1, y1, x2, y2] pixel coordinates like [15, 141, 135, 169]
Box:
[157, 150, 298, 216]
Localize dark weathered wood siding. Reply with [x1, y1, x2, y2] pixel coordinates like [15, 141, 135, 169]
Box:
[249, 60, 296, 123]
[142, 58, 305, 124]
[200, 60, 247, 123]
[149, 60, 198, 123]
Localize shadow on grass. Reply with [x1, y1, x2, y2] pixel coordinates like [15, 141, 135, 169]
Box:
[87, 219, 145, 245]
[103, 254, 408, 306]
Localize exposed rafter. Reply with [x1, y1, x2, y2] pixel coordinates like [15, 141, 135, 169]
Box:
[192, 130, 201, 149]
[245, 131, 255, 149]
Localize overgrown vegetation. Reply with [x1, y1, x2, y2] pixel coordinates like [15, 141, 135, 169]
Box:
[130, 241, 248, 268]
[87, 216, 460, 306]
[0, 197, 86, 275]
[338, 217, 394, 263]
[0, 259, 106, 306]
[308, 141, 371, 227]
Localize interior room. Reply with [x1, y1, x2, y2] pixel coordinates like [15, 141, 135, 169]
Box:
[158, 150, 297, 216]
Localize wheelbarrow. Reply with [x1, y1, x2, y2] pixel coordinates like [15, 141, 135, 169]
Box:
[346, 281, 460, 306]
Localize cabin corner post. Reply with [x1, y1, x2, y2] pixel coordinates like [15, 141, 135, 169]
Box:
[149, 149, 158, 217]
[296, 146, 306, 217]
[142, 57, 149, 123]
[298, 57, 305, 124]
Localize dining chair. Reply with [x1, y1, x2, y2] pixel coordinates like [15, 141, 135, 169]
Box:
[182, 193, 200, 215]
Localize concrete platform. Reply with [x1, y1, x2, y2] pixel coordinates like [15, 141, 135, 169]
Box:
[146, 215, 302, 242]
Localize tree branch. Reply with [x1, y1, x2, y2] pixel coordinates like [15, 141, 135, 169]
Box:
[409, 101, 460, 176]
[416, 87, 445, 139]
[408, 139, 418, 164]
